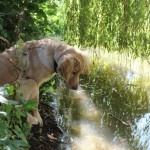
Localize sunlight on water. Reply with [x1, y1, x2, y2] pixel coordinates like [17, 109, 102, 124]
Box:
[95, 50, 150, 80]
[132, 113, 150, 150]
[87, 48, 150, 84]
[91, 48, 150, 150]
[0, 87, 7, 95]
[56, 87, 128, 150]
[71, 87, 128, 150]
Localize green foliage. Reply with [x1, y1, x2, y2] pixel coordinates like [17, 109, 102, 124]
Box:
[0, 85, 37, 150]
[0, 0, 149, 58]
[0, 0, 63, 51]
[63, 0, 149, 58]
[40, 76, 61, 103]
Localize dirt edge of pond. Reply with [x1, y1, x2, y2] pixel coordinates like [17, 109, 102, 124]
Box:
[28, 101, 63, 150]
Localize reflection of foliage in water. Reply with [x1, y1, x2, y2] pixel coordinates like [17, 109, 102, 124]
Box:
[80, 60, 149, 149]
[81, 63, 148, 117]
[133, 113, 150, 150]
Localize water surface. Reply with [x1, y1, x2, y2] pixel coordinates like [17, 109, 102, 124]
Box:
[46, 52, 150, 150]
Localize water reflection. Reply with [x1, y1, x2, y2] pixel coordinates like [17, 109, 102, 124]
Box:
[53, 86, 128, 150]
[50, 54, 149, 150]
[1, 49, 149, 149]
[132, 113, 150, 150]
[71, 88, 128, 150]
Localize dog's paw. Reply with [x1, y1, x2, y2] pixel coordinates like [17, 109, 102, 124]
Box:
[27, 113, 38, 125]
[37, 116, 43, 127]
[32, 118, 39, 125]
[33, 110, 43, 127]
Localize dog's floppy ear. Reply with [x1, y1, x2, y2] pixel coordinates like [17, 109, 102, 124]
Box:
[82, 64, 89, 75]
[57, 56, 73, 82]
[81, 52, 90, 75]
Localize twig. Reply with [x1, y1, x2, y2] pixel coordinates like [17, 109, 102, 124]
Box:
[0, 35, 11, 46]
[47, 134, 58, 141]
[108, 113, 131, 128]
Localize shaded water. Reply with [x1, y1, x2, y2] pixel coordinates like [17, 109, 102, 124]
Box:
[48, 56, 150, 150]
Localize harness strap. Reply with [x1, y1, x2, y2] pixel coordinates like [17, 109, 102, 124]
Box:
[5, 52, 26, 84]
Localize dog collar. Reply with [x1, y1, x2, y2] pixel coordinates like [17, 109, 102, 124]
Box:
[54, 59, 58, 72]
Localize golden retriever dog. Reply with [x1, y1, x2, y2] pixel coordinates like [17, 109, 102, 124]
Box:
[0, 39, 89, 126]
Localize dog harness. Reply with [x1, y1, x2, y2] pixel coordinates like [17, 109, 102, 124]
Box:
[4, 50, 27, 87]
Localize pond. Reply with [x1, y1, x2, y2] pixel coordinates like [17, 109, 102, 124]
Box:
[47, 51, 150, 150]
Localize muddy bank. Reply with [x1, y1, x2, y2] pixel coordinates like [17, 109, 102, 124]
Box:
[28, 102, 63, 150]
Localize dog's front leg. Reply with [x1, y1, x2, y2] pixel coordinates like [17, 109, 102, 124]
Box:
[15, 79, 43, 127]
[32, 93, 43, 127]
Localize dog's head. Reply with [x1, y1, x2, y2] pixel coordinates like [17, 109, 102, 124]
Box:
[55, 47, 89, 90]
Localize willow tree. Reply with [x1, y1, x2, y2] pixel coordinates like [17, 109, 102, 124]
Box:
[63, 0, 149, 58]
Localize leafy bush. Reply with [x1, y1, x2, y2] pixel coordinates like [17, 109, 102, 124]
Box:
[0, 0, 63, 51]
[0, 85, 37, 150]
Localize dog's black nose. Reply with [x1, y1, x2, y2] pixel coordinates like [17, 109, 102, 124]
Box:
[72, 86, 78, 90]
[67, 83, 78, 90]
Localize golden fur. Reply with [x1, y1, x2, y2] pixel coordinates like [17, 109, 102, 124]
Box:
[0, 39, 89, 126]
